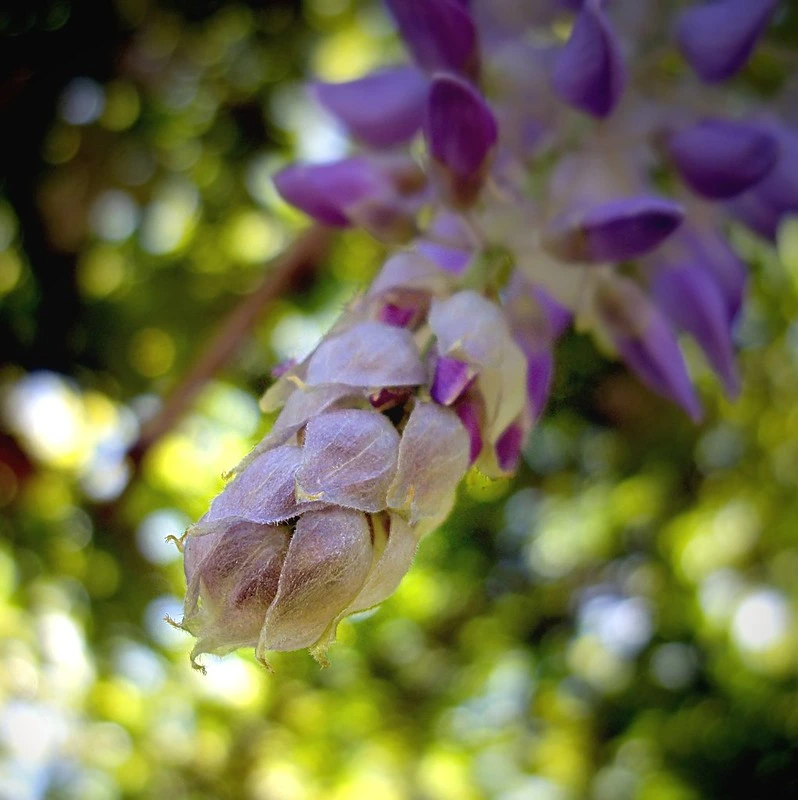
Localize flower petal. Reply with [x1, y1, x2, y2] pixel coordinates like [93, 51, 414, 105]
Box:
[730, 123, 798, 240]
[669, 119, 779, 199]
[310, 512, 420, 655]
[594, 276, 702, 420]
[387, 401, 470, 527]
[551, 0, 627, 118]
[384, 0, 479, 77]
[312, 66, 428, 148]
[267, 383, 360, 444]
[429, 291, 528, 439]
[183, 522, 291, 658]
[368, 250, 445, 296]
[425, 75, 498, 207]
[453, 395, 484, 465]
[273, 158, 384, 227]
[676, 0, 778, 83]
[430, 356, 477, 405]
[342, 512, 419, 615]
[258, 508, 373, 652]
[525, 350, 556, 422]
[296, 409, 400, 512]
[306, 321, 425, 388]
[495, 419, 525, 473]
[675, 227, 747, 323]
[198, 445, 322, 529]
[545, 196, 684, 263]
[651, 264, 740, 397]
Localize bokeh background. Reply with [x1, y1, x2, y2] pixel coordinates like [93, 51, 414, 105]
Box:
[2, 1, 798, 798]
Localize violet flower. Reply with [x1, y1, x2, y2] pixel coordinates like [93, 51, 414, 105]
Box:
[178, 0, 790, 668]
[592, 275, 703, 421]
[676, 0, 778, 83]
[384, 0, 480, 79]
[424, 74, 499, 208]
[312, 66, 428, 148]
[551, 0, 627, 118]
[273, 156, 422, 243]
[668, 119, 779, 200]
[544, 196, 685, 263]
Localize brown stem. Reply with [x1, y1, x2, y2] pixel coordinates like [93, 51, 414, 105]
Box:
[127, 224, 333, 470]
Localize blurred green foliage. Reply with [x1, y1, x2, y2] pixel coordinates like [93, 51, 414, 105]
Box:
[1, 1, 798, 798]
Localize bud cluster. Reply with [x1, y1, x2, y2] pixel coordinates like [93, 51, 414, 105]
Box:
[178, 0, 790, 666]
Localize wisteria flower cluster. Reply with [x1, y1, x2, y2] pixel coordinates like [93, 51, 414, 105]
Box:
[177, 0, 792, 668]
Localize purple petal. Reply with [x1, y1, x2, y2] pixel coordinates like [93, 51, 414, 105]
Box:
[273, 158, 384, 227]
[651, 265, 740, 397]
[387, 401, 469, 525]
[259, 508, 373, 652]
[378, 302, 418, 328]
[339, 513, 418, 615]
[182, 521, 290, 655]
[676, 0, 778, 83]
[415, 240, 472, 274]
[430, 356, 477, 405]
[312, 66, 428, 148]
[526, 350, 556, 422]
[504, 275, 562, 422]
[551, 0, 627, 118]
[678, 227, 747, 323]
[546, 196, 684, 263]
[416, 212, 474, 274]
[754, 125, 798, 211]
[427, 210, 473, 248]
[296, 409, 400, 512]
[594, 277, 702, 421]
[730, 123, 798, 239]
[424, 75, 498, 208]
[200, 445, 322, 528]
[495, 420, 525, 473]
[306, 321, 425, 388]
[384, 0, 479, 77]
[534, 287, 572, 339]
[259, 383, 360, 453]
[368, 250, 452, 298]
[430, 290, 513, 367]
[453, 396, 484, 464]
[727, 190, 782, 241]
[669, 119, 779, 199]
[430, 290, 528, 439]
[506, 272, 573, 343]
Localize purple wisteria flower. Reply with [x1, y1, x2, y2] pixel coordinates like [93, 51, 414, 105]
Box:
[551, 0, 627, 118]
[729, 122, 798, 241]
[384, 0, 480, 78]
[676, 0, 779, 83]
[178, 0, 790, 667]
[544, 196, 685, 263]
[592, 275, 703, 421]
[312, 66, 428, 148]
[668, 119, 779, 200]
[178, 250, 531, 666]
[424, 74, 498, 208]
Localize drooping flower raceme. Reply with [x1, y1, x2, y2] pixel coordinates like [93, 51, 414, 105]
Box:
[177, 0, 789, 667]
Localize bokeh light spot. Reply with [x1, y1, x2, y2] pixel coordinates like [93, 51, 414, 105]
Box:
[128, 328, 176, 378]
[77, 245, 128, 298]
[60, 77, 105, 125]
[732, 589, 791, 653]
[0, 249, 22, 295]
[222, 209, 283, 264]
